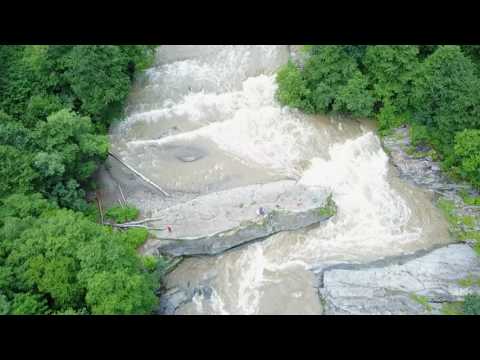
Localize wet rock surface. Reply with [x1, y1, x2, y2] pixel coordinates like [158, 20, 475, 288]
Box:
[383, 128, 479, 203]
[320, 244, 480, 314]
[141, 180, 335, 256]
[383, 127, 459, 191]
[383, 127, 480, 233]
[309, 126, 480, 315]
[170, 144, 207, 162]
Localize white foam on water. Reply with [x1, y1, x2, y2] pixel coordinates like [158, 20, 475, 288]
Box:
[200, 131, 425, 314]
[119, 46, 447, 314]
[293, 132, 422, 263]
[235, 243, 266, 314]
[192, 288, 229, 315]
[127, 74, 318, 174]
[135, 45, 288, 101]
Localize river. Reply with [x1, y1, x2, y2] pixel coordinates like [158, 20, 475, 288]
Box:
[99, 45, 453, 314]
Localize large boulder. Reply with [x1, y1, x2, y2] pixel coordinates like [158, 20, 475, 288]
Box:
[320, 244, 480, 315]
[141, 180, 335, 256]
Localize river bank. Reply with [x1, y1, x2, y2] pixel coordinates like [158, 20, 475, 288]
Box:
[317, 127, 480, 314]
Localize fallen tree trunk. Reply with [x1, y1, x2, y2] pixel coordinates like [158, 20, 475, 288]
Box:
[118, 184, 127, 205]
[104, 222, 169, 232]
[120, 217, 168, 226]
[108, 151, 170, 197]
[96, 190, 104, 224]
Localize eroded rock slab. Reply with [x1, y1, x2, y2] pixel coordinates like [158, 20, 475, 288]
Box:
[320, 244, 480, 315]
[383, 126, 480, 239]
[382, 126, 480, 204]
[141, 180, 335, 256]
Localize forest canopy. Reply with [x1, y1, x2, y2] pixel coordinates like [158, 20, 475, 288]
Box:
[0, 45, 159, 315]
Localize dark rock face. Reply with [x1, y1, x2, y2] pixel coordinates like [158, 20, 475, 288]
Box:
[382, 127, 448, 189]
[382, 127, 478, 196]
[382, 127, 480, 230]
[157, 283, 215, 315]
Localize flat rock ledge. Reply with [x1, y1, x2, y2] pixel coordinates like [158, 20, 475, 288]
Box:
[141, 180, 335, 256]
[320, 244, 480, 315]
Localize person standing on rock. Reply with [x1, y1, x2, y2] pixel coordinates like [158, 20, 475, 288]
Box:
[256, 207, 266, 216]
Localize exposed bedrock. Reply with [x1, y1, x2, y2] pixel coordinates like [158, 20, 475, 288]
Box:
[320, 244, 480, 315]
[141, 180, 335, 256]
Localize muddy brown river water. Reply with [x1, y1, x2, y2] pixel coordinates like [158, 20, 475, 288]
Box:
[98, 45, 452, 314]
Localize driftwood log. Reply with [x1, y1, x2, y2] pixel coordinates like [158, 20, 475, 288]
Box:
[108, 151, 170, 197]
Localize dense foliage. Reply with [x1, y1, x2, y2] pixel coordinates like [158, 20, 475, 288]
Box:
[105, 205, 140, 223]
[0, 194, 157, 314]
[277, 45, 480, 190]
[0, 45, 156, 130]
[463, 294, 480, 315]
[0, 45, 159, 315]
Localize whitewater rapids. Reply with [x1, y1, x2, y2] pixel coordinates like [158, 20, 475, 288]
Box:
[103, 46, 452, 314]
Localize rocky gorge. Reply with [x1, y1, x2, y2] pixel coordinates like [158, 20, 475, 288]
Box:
[97, 46, 480, 314]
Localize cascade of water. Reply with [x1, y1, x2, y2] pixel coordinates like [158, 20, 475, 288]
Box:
[106, 45, 452, 315]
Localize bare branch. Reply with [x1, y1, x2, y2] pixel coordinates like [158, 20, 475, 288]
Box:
[108, 151, 170, 197]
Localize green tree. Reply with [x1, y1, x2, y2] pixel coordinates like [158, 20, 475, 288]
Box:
[32, 109, 108, 209]
[105, 205, 140, 223]
[0, 45, 160, 315]
[2, 204, 158, 315]
[464, 294, 480, 315]
[0, 294, 10, 315]
[363, 45, 419, 113]
[412, 46, 480, 141]
[64, 46, 131, 124]
[275, 61, 312, 112]
[453, 129, 480, 188]
[333, 71, 375, 117]
[418, 45, 438, 59]
[24, 94, 65, 128]
[85, 271, 157, 315]
[0, 111, 34, 149]
[302, 45, 359, 113]
[10, 293, 49, 315]
[461, 45, 480, 67]
[0, 145, 37, 198]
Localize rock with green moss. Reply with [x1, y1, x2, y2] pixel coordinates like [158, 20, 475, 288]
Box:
[383, 126, 480, 254]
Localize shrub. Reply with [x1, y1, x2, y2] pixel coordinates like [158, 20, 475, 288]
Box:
[105, 205, 140, 223]
[0, 294, 10, 315]
[0, 145, 37, 198]
[275, 61, 312, 112]
[363, 45, 419, 113]
[124, 227, 149, 249]
[453, 129, 480, 188]
[142, 256, 159, 272]
[333, 71, 375, 117]
[412, 46, 480, 141]
[376, 102, 402, 133]
[441, 302, 464, 315]
[302, 45, 359, 113]
[1, 201, 158, 315]
[85, 270, 157, 315]
[64, 46, 131, 122]
[463, 294, 480, 315]
[409, 123, 431, 147]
